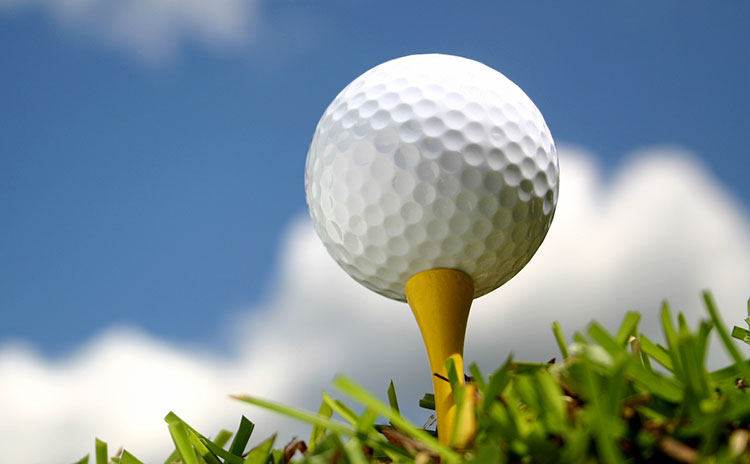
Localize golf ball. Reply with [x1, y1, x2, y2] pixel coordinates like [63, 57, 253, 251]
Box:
[305, 54, 558, 301]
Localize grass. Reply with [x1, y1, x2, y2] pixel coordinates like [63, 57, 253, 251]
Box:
[79, 291, 749, 463]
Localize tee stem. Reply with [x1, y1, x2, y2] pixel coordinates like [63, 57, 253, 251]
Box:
[405, 268, 474, 446]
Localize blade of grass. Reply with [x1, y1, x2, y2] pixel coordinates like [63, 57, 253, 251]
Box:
[73, 455, 89, 464]
[120, 451, 144, 464]
[535, 369, 565, 433]
[387, 380, 400, 414]
[165, 411, 227, 463]
[333, 375, 461, 462]
[624, 360, 683, 402]
[162, 449, 180, 464]
[165, 412, 206, 438]
[95, 438, 107, 464]
[579, 361, 626, 464]
[356, 408, 378, 434]
[512, 361, 552, 373]
[661, 302, 685, 380]
[188, 430, 221, 464]
[243, 435, 275, 464]
[323, 392, 360, 425]
[639, 335, 674, 371]
[168, 421, 200, 464]
[200, 437, 244, 464]
[468, 362, 486, 390]
[212, 430, 233, 449]
[695, 321, 713, 366]
[703, 291, 750, 379]
[588, 322, 624, 356]
[677, 314, 710, 401]
[637, 343, 654, 372]
[228, 416, 255, 458]
[446, 356, 462, 388]
[710, 360, 750, 382]
[451, 382, 478, 449]
[605, 358, 629, 417]
[615, 312, 641, 346]
[309, 398, 334, 451]
[232, 394, 357, 437]
[483, 354, 513, 413]
[551, 321, 569, 360]
[343, 437, 369, 464]
[419, 393, 435, 411]
[732, 326, 750, 345]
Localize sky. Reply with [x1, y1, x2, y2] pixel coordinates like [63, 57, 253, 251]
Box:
[0, 1, 749, 463]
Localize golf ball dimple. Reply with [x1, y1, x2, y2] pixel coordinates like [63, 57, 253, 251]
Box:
[306, 54, 559, 301]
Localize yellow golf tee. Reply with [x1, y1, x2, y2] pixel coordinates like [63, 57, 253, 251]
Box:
[405, 268, 473, 446]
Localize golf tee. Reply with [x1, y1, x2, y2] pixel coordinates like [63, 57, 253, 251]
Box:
[405, 268, 474, 446]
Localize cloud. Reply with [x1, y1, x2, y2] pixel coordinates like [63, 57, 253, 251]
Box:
[0, 0, 259, 60]
[0, 146, 748, 463]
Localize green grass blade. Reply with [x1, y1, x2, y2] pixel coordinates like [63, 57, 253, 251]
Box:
[323, 392, 360, 425]
[95, 438, 107, 464]
[535, 369, 565, 432]
[243, 435, 275, 464]
[73, 455, 89, 464]
[615, 311, 641, 346]
[661, 302, 685, 380]
[578, 361, 626, 464]
[511, 361, 552, 373]
[639, 335, 674, 371]
[624, 360, 682, 402]
[731, 326, 750, 345]
[551, 321, 569, 360]
[638, 344, 654, 371]
[165, 411, 209, 439]
[201, 437, 244, 464]
[188, 431, 221, 464]
[695, 321, 714, 366]
[309, 397, 334, 451]
[419, 393, 435, 410]
[162, 449, 180, 464]
[710, 360, 750, 386]
[483, 354, 513, 413]
[343, 437, 369, 464]
[514, 374, 541, 411]
[677, 315, 710, 401]
[387, 380, 400, 414]
[168, 421, 200, 464]
[356, 407, 378, 434]
[333, 375, 461, 462]
[703, 291, 750, 379]
[120, 451, 144, 464]
[229, 416, 255, 457]
[212, 430, 233, 449]
[233, 394, 357, 437]
[165, 411, 227, 463]
[468, 362, 486, 390]
[445, 356, 462, 388]
[588, 322, 623, 356]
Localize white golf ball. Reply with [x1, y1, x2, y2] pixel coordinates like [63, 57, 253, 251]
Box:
[305, 54, 559, 301]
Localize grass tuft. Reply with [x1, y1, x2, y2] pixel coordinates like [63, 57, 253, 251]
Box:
[80, 292, 749, 463]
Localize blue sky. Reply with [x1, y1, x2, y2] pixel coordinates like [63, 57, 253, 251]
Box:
[1, 1, 748, 357]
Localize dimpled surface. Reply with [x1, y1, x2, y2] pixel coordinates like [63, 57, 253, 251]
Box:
[305, 54, 558, 301]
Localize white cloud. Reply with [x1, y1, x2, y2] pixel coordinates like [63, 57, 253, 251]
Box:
[0, 0, 259, 60]
[0, 146, 748, 463]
